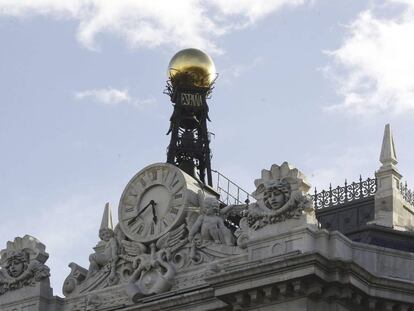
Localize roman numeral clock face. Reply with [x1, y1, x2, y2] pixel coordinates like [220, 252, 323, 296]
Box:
[118, 163, 188, 243]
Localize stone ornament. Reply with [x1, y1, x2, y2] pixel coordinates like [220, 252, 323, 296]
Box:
[246, 162, 314, 229]
[62, 262, 88, 297]
[182, 194, 245, 267]
[62, 163, 312, 304]
[0, 235, 50, 295]
[87, 203, 119, 285]
[126, 245, 176, 302]
[71, 292, 130, 311]
[63, 204, 121, 296]
[61, 162, 315, 307]
[63, 204, 186, 300]
[188, 196, 235, 246]
[123, 225, 187, 301]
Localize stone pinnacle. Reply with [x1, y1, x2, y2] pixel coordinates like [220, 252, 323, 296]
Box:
[100, 202, 114, 232]
[380, 123, 398, 167]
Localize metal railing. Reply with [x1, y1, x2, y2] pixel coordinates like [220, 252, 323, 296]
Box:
[312, 176, 377, 209]
[400, 181, 414, 206]
[210, 170, 414, 211]
[211, 169, 251, 205]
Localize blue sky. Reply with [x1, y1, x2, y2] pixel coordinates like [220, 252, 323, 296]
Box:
[1, 0, 414, 296]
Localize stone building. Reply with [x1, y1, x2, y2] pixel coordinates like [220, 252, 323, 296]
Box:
[1, 50, 414, 311]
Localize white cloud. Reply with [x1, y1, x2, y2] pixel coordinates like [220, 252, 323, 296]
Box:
[210, 0, 306, 25]
[0, 0, 309, 53]
[75, 87, 155, 109]
[75, 88, 130, 104]
[218, 57, 263, 85]
[325, 1, 414, 114]
[225, 57, 263, 78]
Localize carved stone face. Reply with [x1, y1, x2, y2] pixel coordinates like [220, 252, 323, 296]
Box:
[264, 189, 285, 210]
[263, 180, 289, 210]
[6, 252, 27, 278]
[203, 197, 220, 215]
[99, 229, 114, 242]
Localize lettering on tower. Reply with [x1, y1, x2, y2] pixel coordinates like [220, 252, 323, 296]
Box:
[181, 93, 203, 107]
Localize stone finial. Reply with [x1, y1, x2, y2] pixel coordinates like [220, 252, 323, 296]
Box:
[380, 124, 398, 168]
[371, 124, 414, 230]
[100, 202, 113, 233]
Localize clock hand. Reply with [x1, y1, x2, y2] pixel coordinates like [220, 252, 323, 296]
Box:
[127, 200, 155, 225]
[151, 202, 157, 224]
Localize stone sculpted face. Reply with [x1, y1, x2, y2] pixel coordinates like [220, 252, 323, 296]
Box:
[203, 197, 220, 215]
[264, 189, 285, 210]
[263, 180, 290, 210]
[99, 229, 114, 242]
[5, 252, 28, 278]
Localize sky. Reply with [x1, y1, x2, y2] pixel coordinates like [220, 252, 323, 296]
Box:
[1, 0, 414, 297]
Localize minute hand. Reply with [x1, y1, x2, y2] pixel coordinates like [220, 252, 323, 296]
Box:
[152, 203, 157, 224]
[127, 200, 155, 225]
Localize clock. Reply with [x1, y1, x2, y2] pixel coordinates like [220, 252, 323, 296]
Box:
[118, 163, 203, 243]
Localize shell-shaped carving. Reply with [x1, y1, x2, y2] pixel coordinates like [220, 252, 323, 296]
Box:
[253, 162, 311, 199]
[0, 235, 49, 266]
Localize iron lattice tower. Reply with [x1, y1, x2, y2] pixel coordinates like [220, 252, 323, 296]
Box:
[165, 76, 214, 187]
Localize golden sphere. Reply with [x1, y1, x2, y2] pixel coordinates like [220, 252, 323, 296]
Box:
[168, 48, 216, 88]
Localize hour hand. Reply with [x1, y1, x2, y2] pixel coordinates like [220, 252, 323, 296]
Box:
[152, 202, 157, 224]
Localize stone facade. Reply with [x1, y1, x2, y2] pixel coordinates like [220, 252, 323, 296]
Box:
[1, 125, 414, 311]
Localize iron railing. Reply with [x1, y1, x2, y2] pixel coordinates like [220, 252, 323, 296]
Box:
[211, 170, 414, 211]
[312, 176, 377, 209]
[400, 182, 414, 207]
[211, 169, 251, 205]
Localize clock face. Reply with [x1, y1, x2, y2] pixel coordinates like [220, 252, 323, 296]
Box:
[118, 163, 187, 243]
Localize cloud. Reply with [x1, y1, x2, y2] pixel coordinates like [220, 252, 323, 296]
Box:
[210, 0, 306, 25]
[0, 0, 309, 53]
[325, 1, 414, 114]
[75, 87, 155, 109]
[75, 88, 131, 104]
[221, 57, 263, 80]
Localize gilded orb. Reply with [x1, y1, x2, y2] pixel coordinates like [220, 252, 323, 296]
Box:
[168, 48, 216, 88]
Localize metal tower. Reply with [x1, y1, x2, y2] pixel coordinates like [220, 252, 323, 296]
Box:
[164, 48, 216, 186]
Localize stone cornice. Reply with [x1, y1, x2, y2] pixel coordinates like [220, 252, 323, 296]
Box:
[206, 251, 414, 310]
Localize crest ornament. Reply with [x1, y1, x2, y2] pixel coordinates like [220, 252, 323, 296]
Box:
[247, 162, 314, 229]
[0, 235, 50, 295]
